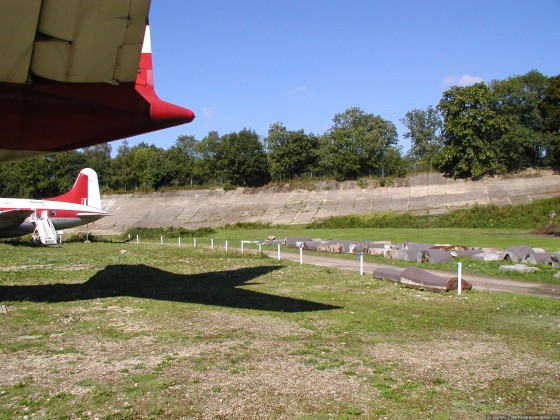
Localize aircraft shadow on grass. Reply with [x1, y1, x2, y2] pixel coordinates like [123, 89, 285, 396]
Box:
[1, 264, 341, 313]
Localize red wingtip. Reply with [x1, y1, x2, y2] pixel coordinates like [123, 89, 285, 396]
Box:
[150, 99, 195, 124]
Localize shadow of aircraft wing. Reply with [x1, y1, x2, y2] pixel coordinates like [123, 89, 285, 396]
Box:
[0, 264, 341, 313]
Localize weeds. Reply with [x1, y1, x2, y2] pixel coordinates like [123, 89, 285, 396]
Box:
[309, 196, 560, 230]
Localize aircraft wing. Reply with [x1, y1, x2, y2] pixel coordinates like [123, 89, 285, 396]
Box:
[0, 209, 34, 229]
[0, 0, 150, 85]
[0, 0, 194, 163]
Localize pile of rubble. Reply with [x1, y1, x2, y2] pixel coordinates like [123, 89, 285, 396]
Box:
[271, 237, 560, 275]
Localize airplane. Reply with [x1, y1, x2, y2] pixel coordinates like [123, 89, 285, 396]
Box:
[0, 1, 195, 163]
[0, 168, 108, 244]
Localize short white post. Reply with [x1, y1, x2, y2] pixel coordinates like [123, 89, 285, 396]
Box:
[178, 237, 181, 247]
[160, 236, 163, 244]
[136, 234, 139, 244]
[194, 238, 197, 248]
[457, 262, 462, 295]
[225, 240, 228, 252]
[241, 241, 244, 254]
[359, 253, 364, 276]
[277, 243, 281, 260]
[299, 244, 303, 265]
[258, 243, 262, 254]
[211, 239, 214, 250]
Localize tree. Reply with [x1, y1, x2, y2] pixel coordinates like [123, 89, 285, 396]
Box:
[490, 70, 549, 169]
[110, 140, 135, 191]
[539, 75, 560, 133]
[167, 135, 199, 186]
[82, 143, 112, 188]
[319, 107, 399, 180]
[216, 129, 270, 187]
[538, 75, 560, 167]
[131, 143, 175, 190]
[436, 83, 509, 179]
[400, 106, 443, 171]
[194, 131, 221, 183]
[265, 122, 318, 181]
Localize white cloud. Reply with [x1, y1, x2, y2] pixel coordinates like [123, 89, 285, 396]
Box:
[286, 85, 309, 98]
[201, 106, 216, 120]
[458, 74, 483, 86]
[442, 74, 484, 87]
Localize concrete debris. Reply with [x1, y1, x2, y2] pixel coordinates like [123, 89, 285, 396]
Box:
[280, 236, 557, 280]
[499, 245, 536, 263]
[417, 249, 453, 264]
[285, 237, 311, 248]
[549, 254, 560, 268]
[400, 267, 472, 293]
[499, 264, 539, 273]
[522, 252, 551, 265]
[372, 267, 403, 282]
[472, 252, 501, 261]
[454, 249, 484, 258]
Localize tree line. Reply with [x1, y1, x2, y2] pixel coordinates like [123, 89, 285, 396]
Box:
[0, 70, 558, 198]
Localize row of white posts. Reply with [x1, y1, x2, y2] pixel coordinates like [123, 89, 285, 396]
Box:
[133, 235, 464, 294]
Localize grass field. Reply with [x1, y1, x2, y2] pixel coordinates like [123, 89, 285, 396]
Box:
[122, 225, 560, 284]
[1, 242, 559, 419]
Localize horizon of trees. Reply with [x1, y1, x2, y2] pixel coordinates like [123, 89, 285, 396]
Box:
[0, 70, 558, 199]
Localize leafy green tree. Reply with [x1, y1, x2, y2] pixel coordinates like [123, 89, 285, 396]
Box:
[110, 140, 135, 191]
[194, 131, 221, 183]
[131, 143, 175, 190]
[167, 135, 199, 186]
[437, 83, 509, 179]
[490, 71, 549, 169]
[265, 122, 319, 181]
[49, 151, 88, 194]
[400, 106, 443, 171]
[539, 75, 560, 132]
[538, 75, 560, 167]
[81, 143, 112, 188]
[319, 107, 399, 180]
[216, 129, 270, 187]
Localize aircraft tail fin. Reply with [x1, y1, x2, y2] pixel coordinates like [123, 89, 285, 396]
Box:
[135, 24, 195, 125]
[46, 168, 102, 210]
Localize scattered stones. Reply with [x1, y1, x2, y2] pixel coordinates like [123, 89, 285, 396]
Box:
[499, 264, 539, 273]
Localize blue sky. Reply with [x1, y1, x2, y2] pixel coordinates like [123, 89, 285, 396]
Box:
[121, 0, 560, 154]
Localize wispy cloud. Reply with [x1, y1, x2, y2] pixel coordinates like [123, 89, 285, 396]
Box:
[201, 106, 216, 119]
[442, 74, 484, 87]
[286, 85, 309, 98]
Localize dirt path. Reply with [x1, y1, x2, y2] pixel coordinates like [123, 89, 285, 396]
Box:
[263, 250, 560, 299]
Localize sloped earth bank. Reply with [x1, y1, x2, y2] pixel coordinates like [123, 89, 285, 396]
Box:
[94, 170, 560, 233]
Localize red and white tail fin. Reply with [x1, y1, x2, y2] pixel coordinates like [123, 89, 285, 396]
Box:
[46, 168, 102, 210]
[135, 24, 195, 124]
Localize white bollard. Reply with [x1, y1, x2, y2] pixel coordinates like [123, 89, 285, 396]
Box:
[241, 241, 244, 254]
[160, 236, 163, 244]
[277, 243, 281, 260]
[457, 262, 462, 295]
[194, 238, 197, 248]
[211, 239, 214, 250]
[136, 234, 139, 244]
[225, 240, 228, 252]
[178, 237, 181, 247]
[359, 253, 364, 276]
[299, 244, 303, 265]
[258, 243, 262, 254]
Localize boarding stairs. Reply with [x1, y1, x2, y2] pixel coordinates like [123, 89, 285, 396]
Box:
[32, 211, 58, 245]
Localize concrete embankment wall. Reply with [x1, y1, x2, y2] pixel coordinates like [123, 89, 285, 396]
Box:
[93, 171, 560, 235]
